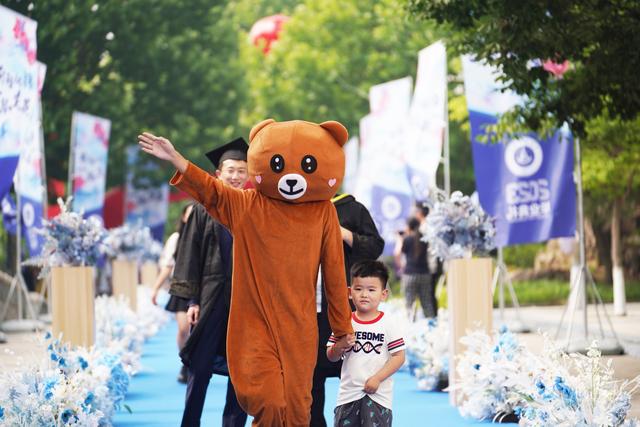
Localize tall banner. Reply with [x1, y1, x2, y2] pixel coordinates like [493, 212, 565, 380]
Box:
[404, 41, 447, 200]
[463, 56, 576, 247]
[341, 136, 359, 196]
[354, 77, 413, 254]
[15, 62, 46, 256]
[124, 145, 169, 241]
[69, 112, 111, 222]
[0, 6, 38, 202]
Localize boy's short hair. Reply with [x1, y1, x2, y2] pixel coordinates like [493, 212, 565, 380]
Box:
[350, 260, 389, 289]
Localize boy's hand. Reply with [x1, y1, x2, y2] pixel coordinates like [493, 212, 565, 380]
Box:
[363, 375, 381, 394]
[138, 132, 188, 172]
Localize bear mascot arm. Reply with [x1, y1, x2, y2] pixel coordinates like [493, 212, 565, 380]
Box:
[169, 162, 252, 233]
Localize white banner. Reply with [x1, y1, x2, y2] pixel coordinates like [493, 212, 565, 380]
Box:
[15, 61, 46, 255]
[404, 41, 447, 200]
[125, 145, 169, 241]
[355, 77, 414, 254]
[69, 111, 111, 221]
[0, 5, 38, 200]
[341, 136, 359, 196]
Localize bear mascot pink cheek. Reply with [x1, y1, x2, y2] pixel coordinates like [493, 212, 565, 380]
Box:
[170, 119, 353, 426]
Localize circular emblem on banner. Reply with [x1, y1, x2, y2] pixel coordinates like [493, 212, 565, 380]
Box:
[504, 136, 543, 177]
[381, 195, 402, 220]
[22, 202, 35, 227]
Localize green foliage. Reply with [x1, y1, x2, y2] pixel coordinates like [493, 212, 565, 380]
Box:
[238, 0, 476, 193]
[503, 243, 545, 269]
[407, 0, 640, 137]
[5, 0, 246, 192]
[582, 115, 640, 201]
[496, 279, 640, 306]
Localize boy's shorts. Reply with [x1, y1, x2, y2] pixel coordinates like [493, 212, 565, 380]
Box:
[334, 395, 392, 427]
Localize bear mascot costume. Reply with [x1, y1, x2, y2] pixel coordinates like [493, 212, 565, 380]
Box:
[139, 119, 354, 426]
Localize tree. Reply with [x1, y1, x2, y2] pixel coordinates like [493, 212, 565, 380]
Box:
[582, 115, 640, 312]
[407, 0, 640, 137]
[238, 0, 476, 193]
[5, 0, 246, 190]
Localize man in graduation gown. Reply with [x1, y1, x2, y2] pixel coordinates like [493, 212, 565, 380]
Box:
[169, 138, 249, 427]
[310, 193, 385, 426]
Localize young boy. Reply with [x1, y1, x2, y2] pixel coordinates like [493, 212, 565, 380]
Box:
[327, 260, 406, 426]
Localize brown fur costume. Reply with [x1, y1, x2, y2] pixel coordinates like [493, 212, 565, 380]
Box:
[170, 119, 354, 426]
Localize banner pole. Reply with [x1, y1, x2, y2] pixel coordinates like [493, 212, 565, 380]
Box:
[556, 137, 622, 354]
[443, 48, 451, 197]
[67, 112, 77, 204]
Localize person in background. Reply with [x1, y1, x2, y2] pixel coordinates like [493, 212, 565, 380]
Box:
[311, 193, 384, 427]
[171, 138, 249, 427]
[150, 203, 193, 383]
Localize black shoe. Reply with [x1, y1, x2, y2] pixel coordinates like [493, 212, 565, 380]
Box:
[177, 365, 188, 384]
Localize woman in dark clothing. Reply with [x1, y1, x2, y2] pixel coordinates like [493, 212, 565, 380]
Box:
[151, 203, 193, 383]
[401, 216, 437, 318]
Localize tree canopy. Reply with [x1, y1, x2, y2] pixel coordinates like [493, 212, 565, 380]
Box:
[5, 0, 246, 189]
[407, 0, 640, 136]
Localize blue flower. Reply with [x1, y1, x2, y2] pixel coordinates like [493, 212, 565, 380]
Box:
[58, 357, 66, 367]
[536, 379, 546, 394]
[50, 352, 59, 362]
[44, 331, 51, 339]
[609, 393, 631, 425]
[554, 376, 578, 409]
[60, 408, 76, 424]
[84, 391, 95, 406]
[78, 356, 89, 370]
[0, 406, 4, 420]
[43, 377, 57, 400]
[473, 363, 481, 370]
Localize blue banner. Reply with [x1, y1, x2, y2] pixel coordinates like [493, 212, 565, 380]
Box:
[19, 195, 45, 255]
[370, 185, 412, 255]
[1, 193, 17, 234]
[464, 56, 576, 247]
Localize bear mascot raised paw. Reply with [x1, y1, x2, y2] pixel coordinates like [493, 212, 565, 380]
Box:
[164, 120, 354, 426]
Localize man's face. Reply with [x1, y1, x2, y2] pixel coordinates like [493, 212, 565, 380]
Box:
[216, 159, 248, 189]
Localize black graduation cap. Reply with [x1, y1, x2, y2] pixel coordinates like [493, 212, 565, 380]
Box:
[205, 137, 249, 169]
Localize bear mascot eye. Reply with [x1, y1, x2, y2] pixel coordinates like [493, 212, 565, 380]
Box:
[301, 155, 317, 174]
[270, 154, 285, 173]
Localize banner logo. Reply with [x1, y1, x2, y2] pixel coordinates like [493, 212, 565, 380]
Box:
[504, 136, 543, 177]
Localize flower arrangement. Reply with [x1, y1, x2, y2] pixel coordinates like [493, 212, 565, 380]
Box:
[0, 289, 170, 426]
[0, 333, 128, 426]
[103, 223, 156, 262]
[404, 312, 450, 391]
[455, 326, 533, 421]
[423, 191, 496, 260]
[37, 198, 106, 270]
[517, 341, 640, 427]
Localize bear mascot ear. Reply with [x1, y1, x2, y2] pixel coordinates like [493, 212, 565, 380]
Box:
[249, 119, 276, 143]
[319, 121, 348, 147]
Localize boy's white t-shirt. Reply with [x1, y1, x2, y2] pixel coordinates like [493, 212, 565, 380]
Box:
[327, 311, 405, 410]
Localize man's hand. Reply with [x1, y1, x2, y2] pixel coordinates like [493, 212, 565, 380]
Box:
[327, 333, 356, 362]
[138, 132, 188, 172]
[363, 376, 381, 394]
[340, 226, 353, 247]
[187, 304, 200, 326]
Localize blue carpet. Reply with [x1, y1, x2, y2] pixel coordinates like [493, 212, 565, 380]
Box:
[114, 320, 510, 426]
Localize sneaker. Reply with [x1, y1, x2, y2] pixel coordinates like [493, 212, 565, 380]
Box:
[177, 365, 188, 384]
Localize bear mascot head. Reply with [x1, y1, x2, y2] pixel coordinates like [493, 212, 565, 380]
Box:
[247, 119, 348, 203]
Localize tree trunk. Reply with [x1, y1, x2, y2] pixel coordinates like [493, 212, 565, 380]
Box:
[611, 197, 626, 316]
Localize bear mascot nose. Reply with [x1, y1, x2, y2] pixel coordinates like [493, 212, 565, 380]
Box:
[286, 179, 298, 188]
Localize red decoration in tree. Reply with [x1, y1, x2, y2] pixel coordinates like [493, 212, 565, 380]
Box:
[543, 59, 570, 78]
[249, 14, 290, 54]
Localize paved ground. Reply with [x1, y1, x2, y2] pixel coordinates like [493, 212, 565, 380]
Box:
[2, 302, 640, 419]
